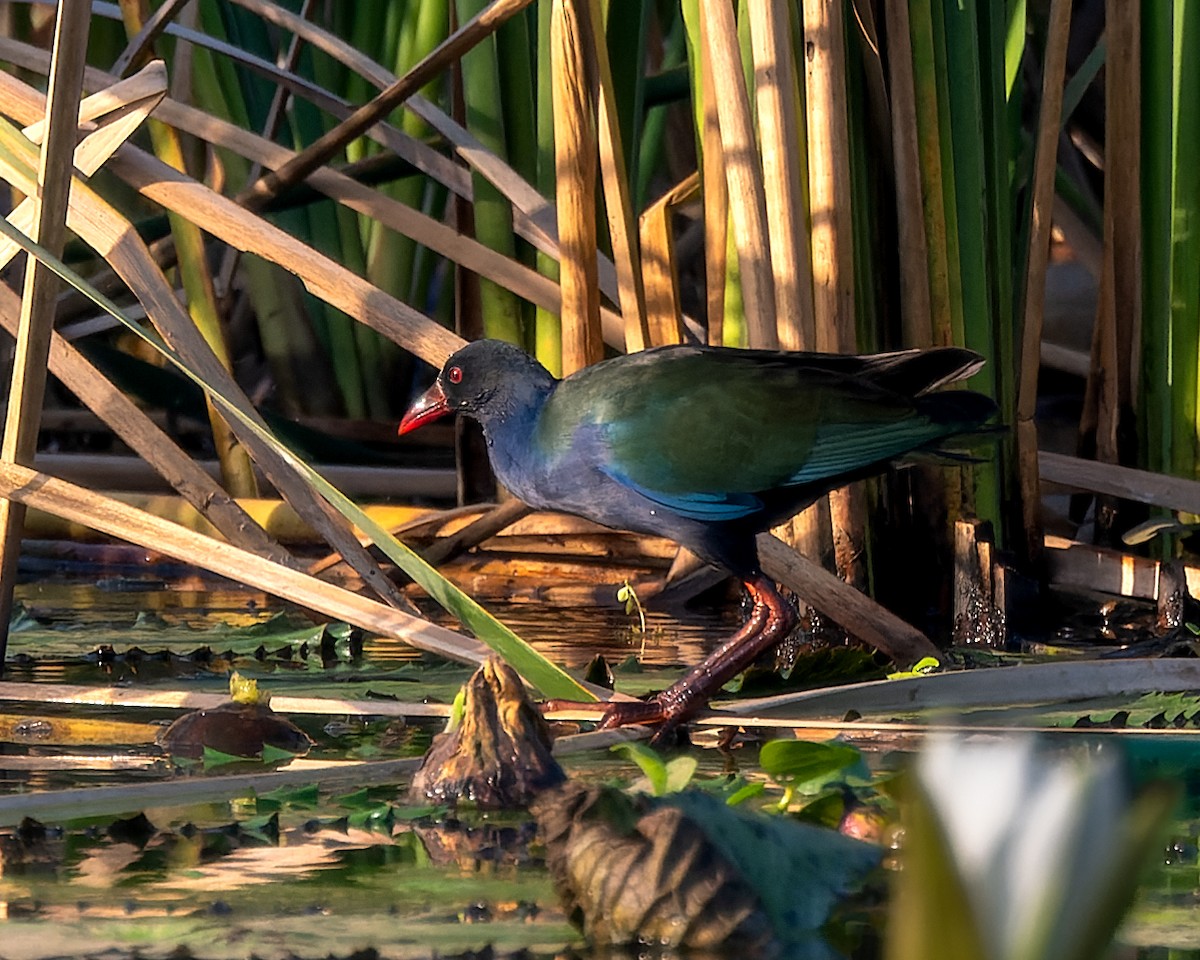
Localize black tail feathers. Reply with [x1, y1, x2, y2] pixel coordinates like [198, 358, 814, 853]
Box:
[916, 389, 1000, 431]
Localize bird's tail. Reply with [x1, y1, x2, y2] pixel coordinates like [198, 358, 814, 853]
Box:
[862, 346, 985, 395]
[917, 388, 999, 429]
[911, 389, 1004, 462]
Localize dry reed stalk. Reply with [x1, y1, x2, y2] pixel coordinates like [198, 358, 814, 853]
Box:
[0, 90, 422, 615]
[237, 0, 537, 211]
[118, 0, 260, 499]
[0, 64, 288, 561]
[749, 1, 829, 571]
[758, 534, 938, 664]
[111, 0, 190, 76]
[748, 0, 814, 351]
[1101, 0, 1142, 457]
[1016, 0, 1072, 563]
[639, 171, 698, 346]
[0, 286, 293, 564]
[1040, 451, 1200, 515]
[0, 0, 92, 664]
[801, 0, 862, 589]
[0, 461, 490, 666]
[551, 0, 603, 373]
[697, 3, 728, 346]
[700, 0, 776, 349]
[583, 0, 648, 353]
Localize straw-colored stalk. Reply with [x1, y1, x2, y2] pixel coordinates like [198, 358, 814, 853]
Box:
[235, 0, 537, 212]
[0, 63, 289, 564]
[0, 185, 594, 700]
[584, 0, 649, 353]
[801, 0, 863, 589]
[700, 0, 776, 350]
[551, 0, 602, 373]
[694, 0, 728, 346]
[748, 0, 813, 351]
[0, 93, 432, 620]
[747, 1, 833, 576]
[0, 0, 91, 662]
[639, 171, 697, 346]
[0, 462, 492, 668]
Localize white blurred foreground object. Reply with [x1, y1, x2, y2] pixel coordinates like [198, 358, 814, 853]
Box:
[888, 735, 1176, 960]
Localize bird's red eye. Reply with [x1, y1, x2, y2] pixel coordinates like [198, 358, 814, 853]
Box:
[447, 366, 463, 384]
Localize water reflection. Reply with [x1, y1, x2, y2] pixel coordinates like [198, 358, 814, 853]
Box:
[412, 599, 739, 670]
[9, 576, 741, 681]
[0, 809, 573, 958]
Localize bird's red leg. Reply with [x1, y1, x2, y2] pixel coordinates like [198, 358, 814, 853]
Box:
[595, 572, 795, 742]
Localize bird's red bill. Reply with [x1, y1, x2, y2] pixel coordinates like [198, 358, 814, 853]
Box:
[398, 381, 451, 435]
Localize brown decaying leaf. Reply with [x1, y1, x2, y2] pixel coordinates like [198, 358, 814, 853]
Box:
[532, 782, 778, 953]
[408, 658, 566, 808]
[159, 701, 313, 760]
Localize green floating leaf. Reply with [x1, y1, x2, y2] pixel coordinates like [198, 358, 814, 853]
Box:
[202, 745, 252, 768]
[348, 803, 396, 832]
[726, 781, 765, 806]
[888, 656, 942, 680]
[261, 743, 299, 764]
[336, 788, 373, 810]
[238, 812, 280, 844]
[612, 741, 669, 796]
[1061, 692, 1200, 730]
[663, 755, 699, 794]
[759, 740, 863, 791]
[256, 783, 320, 810]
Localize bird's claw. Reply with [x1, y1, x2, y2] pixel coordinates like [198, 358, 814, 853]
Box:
[598, 697, 690, 747]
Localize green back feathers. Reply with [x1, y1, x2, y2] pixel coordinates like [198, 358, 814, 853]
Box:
[535, 346, 991, 500]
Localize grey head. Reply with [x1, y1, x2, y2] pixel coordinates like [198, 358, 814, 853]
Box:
[398, 339, 558, 436]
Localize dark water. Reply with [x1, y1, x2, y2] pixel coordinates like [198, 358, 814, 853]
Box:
[8, 576, 737, 675]
[0, 572, 1196, 959]
[0, 571, 756, 959]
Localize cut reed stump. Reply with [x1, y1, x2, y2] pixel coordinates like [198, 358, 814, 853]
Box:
[951, 519, 1039, 650]
[408, 658, 566, 809]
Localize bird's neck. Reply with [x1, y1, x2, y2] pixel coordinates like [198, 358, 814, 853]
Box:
[477, 385, 554, 504]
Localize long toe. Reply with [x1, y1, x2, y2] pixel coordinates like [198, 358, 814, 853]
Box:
[596, 698, 670, 729]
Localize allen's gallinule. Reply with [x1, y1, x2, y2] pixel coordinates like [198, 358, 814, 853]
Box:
[400, 339, 996, 737]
